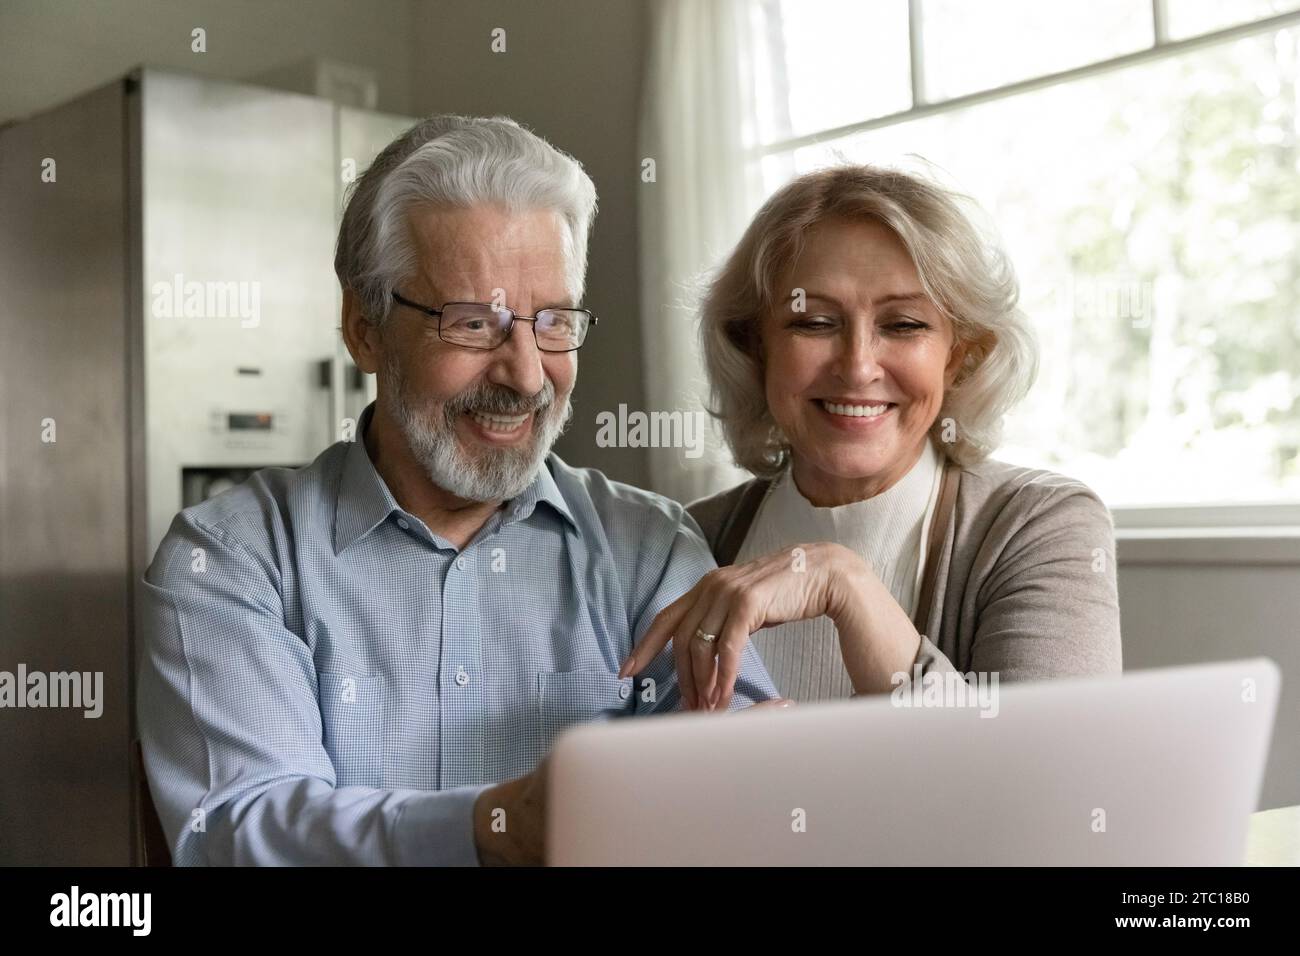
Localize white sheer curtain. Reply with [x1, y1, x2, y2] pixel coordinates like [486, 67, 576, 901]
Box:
[637, 0, 774, 504]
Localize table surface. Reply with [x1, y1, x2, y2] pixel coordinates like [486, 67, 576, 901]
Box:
[1246, 805, 1300, 865]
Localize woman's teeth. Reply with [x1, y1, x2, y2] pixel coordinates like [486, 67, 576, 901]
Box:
[468, 409, 530, 432]
[820, 400, 892, 418]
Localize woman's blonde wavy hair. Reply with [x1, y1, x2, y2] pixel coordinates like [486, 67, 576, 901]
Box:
[700, 164, 1038, 477]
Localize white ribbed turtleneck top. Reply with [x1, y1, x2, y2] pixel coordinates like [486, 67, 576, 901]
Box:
[735, 438, 944, 702]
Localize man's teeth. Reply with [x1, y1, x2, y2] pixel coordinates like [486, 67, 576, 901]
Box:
[820, 400, 892, 418]
[468, 409, 530, 432]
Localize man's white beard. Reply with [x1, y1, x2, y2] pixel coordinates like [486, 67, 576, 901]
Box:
[382, 351, 573, 502]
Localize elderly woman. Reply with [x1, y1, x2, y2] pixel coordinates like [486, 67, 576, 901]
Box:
[620, 164, 1121, 710]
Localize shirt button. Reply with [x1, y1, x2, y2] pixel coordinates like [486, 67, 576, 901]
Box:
[455, 556, 468, 571]
[455, 667, 470, 687]
[396, 518, 410, 530]
[618, 683, 632, 701]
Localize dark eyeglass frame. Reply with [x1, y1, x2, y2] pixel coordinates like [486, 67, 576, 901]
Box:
[390, 291, 597, 353]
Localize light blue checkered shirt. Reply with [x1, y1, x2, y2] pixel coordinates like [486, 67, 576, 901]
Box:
[137, 402, 777, 866]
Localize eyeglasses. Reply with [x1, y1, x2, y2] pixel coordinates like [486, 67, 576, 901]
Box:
[390, 291, 597, 352]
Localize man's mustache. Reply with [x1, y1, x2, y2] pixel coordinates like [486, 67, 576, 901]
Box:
[443, 380, 556, 421]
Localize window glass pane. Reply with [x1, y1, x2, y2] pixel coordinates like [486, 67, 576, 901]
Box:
[922, 0, 1153, 100]
[1165, 0, 1300, 40]
[758, 0, 911, 143]
[766, 28, 1300, 506]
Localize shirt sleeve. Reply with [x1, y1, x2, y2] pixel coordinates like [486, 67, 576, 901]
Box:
[912, 481, 1123, 682]
[627, 512, 780, 714]
[136, 512, 492, 866]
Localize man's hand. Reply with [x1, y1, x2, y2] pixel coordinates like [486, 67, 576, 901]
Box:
[473, 756, 550, 866]
[470, 700, 793, 865]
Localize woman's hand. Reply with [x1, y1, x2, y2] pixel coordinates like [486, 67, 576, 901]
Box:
[617, 542, 870, 711]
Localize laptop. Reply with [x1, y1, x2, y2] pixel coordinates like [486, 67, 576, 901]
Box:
[547, 658, 1280, 865]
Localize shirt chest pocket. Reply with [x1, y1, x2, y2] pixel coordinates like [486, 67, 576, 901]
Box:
[537, 670, 635, 750]
[317, 671, 383, 788]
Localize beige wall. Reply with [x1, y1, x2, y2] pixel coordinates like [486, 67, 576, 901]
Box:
[1117, 557, 1300, 810]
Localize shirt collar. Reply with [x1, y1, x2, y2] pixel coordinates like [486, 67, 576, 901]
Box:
[503, 452, 577, 531]
[333, 401, 577, 554]
[333, 402, 403, 554]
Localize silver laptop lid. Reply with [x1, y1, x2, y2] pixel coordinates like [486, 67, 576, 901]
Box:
[548, 658, 1279, 866]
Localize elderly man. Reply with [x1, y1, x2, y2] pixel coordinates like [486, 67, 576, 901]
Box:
[137, 115, 779, 867]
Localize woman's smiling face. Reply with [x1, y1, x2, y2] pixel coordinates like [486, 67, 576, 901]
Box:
[761, 216, 966, 506]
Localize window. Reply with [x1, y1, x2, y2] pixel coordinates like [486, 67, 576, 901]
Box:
[920, 0, 1152, 100]
[753, 1, 1300, 514]
[756, 0, 911, 140]
[1165, 0, 1300, 40]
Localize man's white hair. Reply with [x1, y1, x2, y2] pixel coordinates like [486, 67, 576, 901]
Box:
[335, 114, 598, 325]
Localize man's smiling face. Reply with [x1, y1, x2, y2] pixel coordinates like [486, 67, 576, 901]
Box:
[377, 203, 578, 502]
